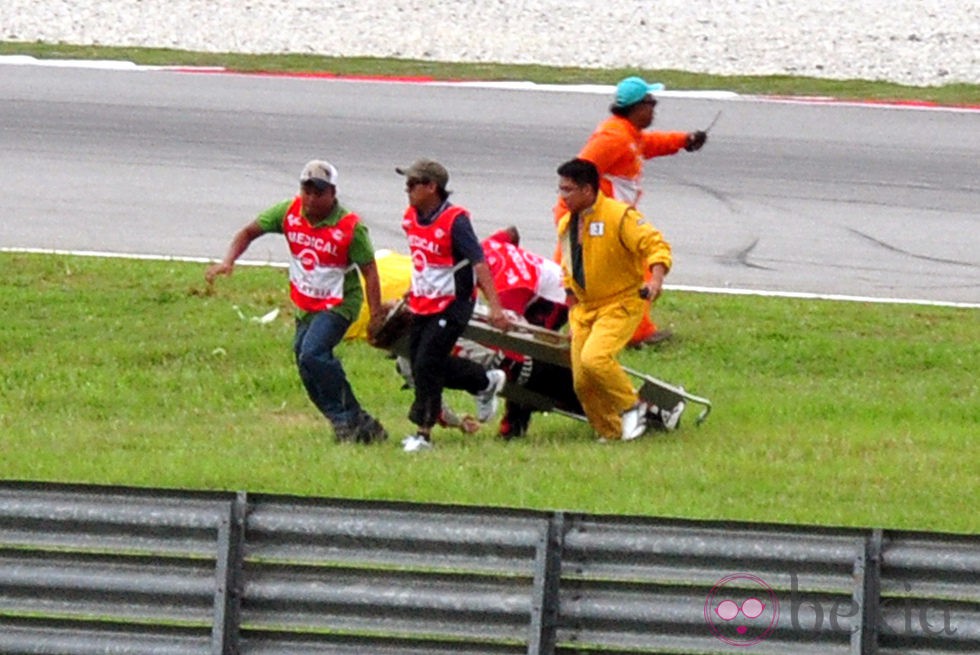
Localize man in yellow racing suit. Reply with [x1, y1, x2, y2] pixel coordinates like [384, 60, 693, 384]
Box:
[555, 158, 673, 442]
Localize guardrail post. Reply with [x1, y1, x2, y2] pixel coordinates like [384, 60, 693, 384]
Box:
[528, 511, 565, 655]
[212, 491, 247, 655]
[852, 528, 882, 655]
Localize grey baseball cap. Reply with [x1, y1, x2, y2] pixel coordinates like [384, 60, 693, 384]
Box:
[300, 159, 338, 190]
[395, 158, 449, 188]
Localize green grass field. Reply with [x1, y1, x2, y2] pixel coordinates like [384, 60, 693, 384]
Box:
[2, 42, 977, 535]
[1, 253, 976, 534]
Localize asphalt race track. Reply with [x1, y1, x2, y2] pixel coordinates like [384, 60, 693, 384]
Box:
[1, 64, 977, 305]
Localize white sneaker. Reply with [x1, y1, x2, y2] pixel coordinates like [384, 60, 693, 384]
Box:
[401, 434, 432, 452]
[660, 401, 686, 431]
[475, 369, 507, 423]
[621, 402, 648, 441]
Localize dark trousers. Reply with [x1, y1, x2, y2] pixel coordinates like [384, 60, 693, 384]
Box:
[500, 298, 575, 437]
[501, 357, 583, 437]
[408, 311, 488, 429]
[293, 311, 360, 427]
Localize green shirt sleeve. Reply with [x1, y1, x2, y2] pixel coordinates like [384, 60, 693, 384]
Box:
[255, 199, 293, 233]
[348, 220, 376, 266]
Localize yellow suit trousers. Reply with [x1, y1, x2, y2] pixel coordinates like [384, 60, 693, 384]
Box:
[569, 295, 644, 439]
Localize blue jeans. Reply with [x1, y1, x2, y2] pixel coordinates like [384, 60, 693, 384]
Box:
[293, 311, 360, 427]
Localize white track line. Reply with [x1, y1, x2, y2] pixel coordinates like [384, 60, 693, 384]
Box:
[4, 247, 975, 309]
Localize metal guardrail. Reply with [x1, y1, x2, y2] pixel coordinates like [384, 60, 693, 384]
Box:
[0, 481, 976, 654]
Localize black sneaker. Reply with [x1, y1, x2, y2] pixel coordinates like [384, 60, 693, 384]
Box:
[499, 405, 530, 440]
[355, 413, 389, 444]
[333, 422, 358, 443]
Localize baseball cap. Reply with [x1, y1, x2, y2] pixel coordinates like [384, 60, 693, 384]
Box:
[613, 76, 666, 108]
[300, 159, 338, 190]
[395, 158, 449, 188]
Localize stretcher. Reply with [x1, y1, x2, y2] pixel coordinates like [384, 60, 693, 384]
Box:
[466, 305, 712, 430]
[372, 300, 711, 434]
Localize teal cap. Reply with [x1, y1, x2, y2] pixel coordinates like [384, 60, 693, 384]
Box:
[614, 76, 665, 108]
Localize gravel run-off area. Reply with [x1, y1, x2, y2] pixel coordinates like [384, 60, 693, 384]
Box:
[2, 0, 978, 86]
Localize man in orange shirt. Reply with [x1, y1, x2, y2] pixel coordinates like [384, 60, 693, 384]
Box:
[555, 76, 707, 347]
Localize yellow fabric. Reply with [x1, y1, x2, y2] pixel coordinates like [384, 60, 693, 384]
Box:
[557, 193, 672, 306]
[344, 250, 412, 340]
[569, 295, 646, 439]
[558, 193, 673, 439]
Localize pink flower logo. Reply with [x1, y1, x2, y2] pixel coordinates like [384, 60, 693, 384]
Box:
[704, 574, 779, 646]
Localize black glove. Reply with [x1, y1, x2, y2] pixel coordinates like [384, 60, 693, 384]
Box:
[685, 130, 707, 152]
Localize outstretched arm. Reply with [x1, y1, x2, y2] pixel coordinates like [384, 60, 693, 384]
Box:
[640, 131, 690, 158]
[205, 221, 264, 284]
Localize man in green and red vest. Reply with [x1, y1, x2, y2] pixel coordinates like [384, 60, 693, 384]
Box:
[206, 160, 388, 444]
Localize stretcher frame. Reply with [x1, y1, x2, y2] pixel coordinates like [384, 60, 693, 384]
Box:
[377, 299, 712, 432]
[465, 305, 712, 428]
